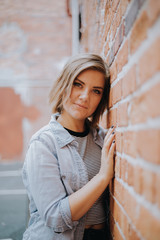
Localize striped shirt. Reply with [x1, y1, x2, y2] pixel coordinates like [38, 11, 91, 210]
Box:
[65, 127, 106, 225]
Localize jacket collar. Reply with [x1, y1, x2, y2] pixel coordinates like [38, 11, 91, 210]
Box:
[49, 113, 104, 148]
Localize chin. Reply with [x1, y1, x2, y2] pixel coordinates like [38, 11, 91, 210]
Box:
[72, 113, 87, 121]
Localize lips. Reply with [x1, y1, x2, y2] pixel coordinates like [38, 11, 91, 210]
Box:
[75, 103, 88, 109]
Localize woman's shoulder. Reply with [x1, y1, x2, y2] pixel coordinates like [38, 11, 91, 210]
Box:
[29, 124, 56, 148]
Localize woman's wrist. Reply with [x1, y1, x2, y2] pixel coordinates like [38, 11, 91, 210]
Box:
[96, 172, 110, 188]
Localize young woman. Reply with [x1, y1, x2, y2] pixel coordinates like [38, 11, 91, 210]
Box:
[22, 53, 116, 240]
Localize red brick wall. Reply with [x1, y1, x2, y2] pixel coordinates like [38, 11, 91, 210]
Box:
[80, 0, 160, 239]
[0, 0, 72, 161]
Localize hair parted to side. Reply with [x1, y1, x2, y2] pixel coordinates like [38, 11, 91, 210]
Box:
[49, 53, 110, 127]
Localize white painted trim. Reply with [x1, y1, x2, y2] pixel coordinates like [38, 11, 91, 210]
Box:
[0, 189, 26, 195]
[0, 170, 22, 177]
[0, 239, 13, 240]
[71, 0, 79, 55]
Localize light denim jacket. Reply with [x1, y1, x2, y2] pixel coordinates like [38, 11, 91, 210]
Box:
[22, 113, 107, 240]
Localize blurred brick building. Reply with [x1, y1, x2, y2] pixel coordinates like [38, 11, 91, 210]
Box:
[0, 1, 74, 239]
[0, 0, 72, 162]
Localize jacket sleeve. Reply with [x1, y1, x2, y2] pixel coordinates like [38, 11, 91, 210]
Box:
[26, 139, 79, 233]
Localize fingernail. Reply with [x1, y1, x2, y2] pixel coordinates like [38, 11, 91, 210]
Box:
[112, 131, 115, 135]
[113, 140, 115, 143]
[111, 125, 114, 128]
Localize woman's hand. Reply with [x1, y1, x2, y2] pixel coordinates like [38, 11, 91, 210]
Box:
[99, 126, 116, 181]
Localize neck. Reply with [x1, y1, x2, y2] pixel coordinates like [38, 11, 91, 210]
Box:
[57, 114, 85, 132]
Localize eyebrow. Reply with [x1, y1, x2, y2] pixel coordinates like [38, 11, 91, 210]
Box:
[75, 78, 104, 90]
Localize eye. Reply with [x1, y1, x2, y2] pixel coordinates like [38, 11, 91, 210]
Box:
[73, 81, 82, 88]
[93, 89, 102, 95]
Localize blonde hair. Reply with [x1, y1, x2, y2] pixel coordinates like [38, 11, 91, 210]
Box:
[49, 53, 110, 127]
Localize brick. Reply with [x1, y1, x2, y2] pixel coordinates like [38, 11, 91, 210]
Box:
[122, 65, 137, 98]
[111, 15, 121, 43]
[25, 1, 67, 17]
[111, 0, 120, 14]
[124, 0, 146, 36]
[119, 0, 129, 18]
[113, 179, 125, 207]
[136, 205, 160, 240]
[110, 213, 115, 239]
[111, 198, 130, 239]
[104, 41, 110, 58]
[155, 173, 160, 209]
[136, 129, 160, 164]
[112, 197, 121, 222]
[148, 0, 160, 26]
[117, 101, 128, 126]
[127, 162, 134, 186]
[0, 0, 67, 17]
[130, 82, 160, 124]
[24, 105, 40, 122]
[112, 222, 124, 240]
[107, 108, 117, 128]
[0, 88, 38, 160]
[117, 179, 160, 240]
[110, 59, 118, 83]
[119, 212, 130, 239]
[128, 224, 141, 240]
[113, 22, 124, 55]
[133, 165, 143, 195]
[104, 2, 115, 33]
[100, 25, 107, 52]
[123, 131, 136, 158]
[130, 10, 150, 54]
[117, 39, 128, 73]
[0, 23, 26, 57]
[116, 179, 138, 224]
[110, 194, 114, 214]
[138, 38, 160, 85]
[112, 0, 128, 41]
[141, 169, 157, 204]
[121, 158, 128, 182]
[115, 156, 121, 178]
[104, 2, 109, 23]
[120, 211, 130, 239]
[115, 131, 123, 153]
[10, 16, 68, 35]
[112, 80, 122, 105]
[109, 45, 115, 66]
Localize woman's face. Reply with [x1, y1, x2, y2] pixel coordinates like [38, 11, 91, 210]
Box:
[62, 69, 105, 123]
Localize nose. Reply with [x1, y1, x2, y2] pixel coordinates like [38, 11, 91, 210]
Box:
[79, 88, 89, 101]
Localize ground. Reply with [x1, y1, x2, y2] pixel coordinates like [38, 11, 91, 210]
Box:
[0, 161, 28, 240]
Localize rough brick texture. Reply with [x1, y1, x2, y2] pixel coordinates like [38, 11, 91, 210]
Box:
[80, 0, 160, 239]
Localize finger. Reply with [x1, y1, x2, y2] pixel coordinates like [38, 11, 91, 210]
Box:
[104, 128, 115, 145]
[105, 125, 115, 139]
[108, 141, 116, 178]
[108, 140, 116, 159]
[104, 132, 115, 152]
